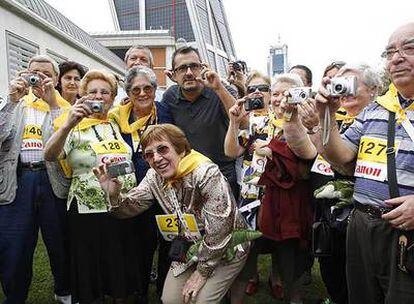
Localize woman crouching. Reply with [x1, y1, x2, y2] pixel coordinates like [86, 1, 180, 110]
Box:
[94, 124, 254, 304]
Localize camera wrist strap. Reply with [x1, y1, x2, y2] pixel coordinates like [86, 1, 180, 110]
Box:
[322, 106, 331, 147]
[166, 187, 197, 242]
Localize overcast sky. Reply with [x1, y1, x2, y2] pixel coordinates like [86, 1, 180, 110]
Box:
[45, 0, 414, 85]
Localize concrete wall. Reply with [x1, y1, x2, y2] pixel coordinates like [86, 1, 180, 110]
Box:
[0, 3, 126, 96]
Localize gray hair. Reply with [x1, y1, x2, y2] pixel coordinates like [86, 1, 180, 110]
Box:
[28, 55, 59, 77]
[272, 73, 304, 90]
[337, 63, 380, 95]
[124, 66, 158, 94]
[124, 45, 154, 68]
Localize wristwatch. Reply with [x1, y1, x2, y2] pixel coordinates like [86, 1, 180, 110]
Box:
[307, 125, 322, 135]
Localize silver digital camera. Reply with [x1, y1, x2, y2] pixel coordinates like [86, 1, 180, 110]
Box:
[327, 76, 357, 97]
[25, 74, 41, 87]
[84, 100, 104, 113]
[107, 160, 135, 178]
[287, 87, 312, 104]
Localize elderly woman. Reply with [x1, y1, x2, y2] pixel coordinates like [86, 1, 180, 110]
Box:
[56, 61, 87, 104]
[44, 70, 136, 304]
[109, 66, 173, 300]
[298, 63, 380, 304]
[250, 74, 314, 303]
[94, 124, 251, 304]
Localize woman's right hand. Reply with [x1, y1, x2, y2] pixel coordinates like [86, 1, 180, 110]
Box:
[298, 98, 320, 130]
[64, 96, 93, 129]
[315, 77, 341, 114]
[93, 162, 122, 205]
[229, 99, 247, 126]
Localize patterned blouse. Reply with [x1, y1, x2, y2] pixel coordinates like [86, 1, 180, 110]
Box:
[111, 161, 248, 278]
[63, 122, 136, 213]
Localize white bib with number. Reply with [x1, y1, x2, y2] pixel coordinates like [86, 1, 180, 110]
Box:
[354, 136, 399, 182]
[155, 213, 201, 241]
[311, 154, 334, 177]
[90, 139, 129, 165]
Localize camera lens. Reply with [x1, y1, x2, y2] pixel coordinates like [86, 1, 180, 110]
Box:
[334, 84, 344, 93]
[29, 75, 38, 86]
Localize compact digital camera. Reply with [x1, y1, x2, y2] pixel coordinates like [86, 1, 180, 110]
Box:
[107, 160, 135, 178]
[230, 60, 247, 73]
[287, 87, 312, 104]
[25, 74, 41, 87]
[327, 76, 358, 97]
[84, 100, 104, 113]
[244, 96, 264, 111]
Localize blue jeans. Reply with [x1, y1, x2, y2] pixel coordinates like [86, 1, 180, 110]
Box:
[0, 169, 70, 304]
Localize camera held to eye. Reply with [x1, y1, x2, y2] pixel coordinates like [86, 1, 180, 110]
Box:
[287, 87, 312, 104]
[107, 160, 135, 178]
[327, 76, 358, 97]
[84, 100, 104, 113]
[230, 60, 247, 74]
[25, 74, 41, 87]
[244, 96, 265, 111]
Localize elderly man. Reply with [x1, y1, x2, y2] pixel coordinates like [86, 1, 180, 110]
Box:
[161, 46, 240, 198]
[0, 55, 71, 304]
[315, 23, 414, 303]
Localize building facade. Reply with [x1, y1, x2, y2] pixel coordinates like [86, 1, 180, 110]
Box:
[0, 0, 126, 97]
[108, 0, 237, 77]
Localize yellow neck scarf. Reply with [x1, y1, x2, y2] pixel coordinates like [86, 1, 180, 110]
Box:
[109, 102, 157, 134]
[376, 83, 414, 123]
[165, 150, 211, 187]
[335, 112, 355, 124]
[268, 111, 284, 138]
[23, 90, 70, 112]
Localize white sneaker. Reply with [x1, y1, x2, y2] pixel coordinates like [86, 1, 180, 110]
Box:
[54, 294, 72, 304]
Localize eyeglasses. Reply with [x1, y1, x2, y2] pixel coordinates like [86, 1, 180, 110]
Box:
[129, 85, 154, 95]
[247, 84, 270, 94]
[174, 62, 202, 74]
[143, 144, 170, 162]
[381, 43, 414, 60]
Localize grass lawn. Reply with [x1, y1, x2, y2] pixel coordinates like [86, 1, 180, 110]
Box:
[0, 236, 327, 303]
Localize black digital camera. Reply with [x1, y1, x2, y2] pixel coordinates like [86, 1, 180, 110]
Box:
[168, 236, 191, 262]
[244, 96, 264, 111]
[230, 60, 247, 73]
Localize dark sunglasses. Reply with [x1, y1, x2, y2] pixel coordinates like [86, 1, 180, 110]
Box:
[247, 84, 270, 94]
[143, 145, 170, 162]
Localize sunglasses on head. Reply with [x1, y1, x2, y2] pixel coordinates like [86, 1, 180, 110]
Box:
[246, 84, 270, 94]
[143, 144, 170, 162]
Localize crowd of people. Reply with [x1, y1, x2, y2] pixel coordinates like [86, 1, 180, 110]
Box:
[1, 21, 414, 304]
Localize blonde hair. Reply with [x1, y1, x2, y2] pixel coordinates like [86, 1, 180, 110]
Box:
[141, 124, 191, 155]
[246, 70, 271, 87]
[79, 70, 118, 97]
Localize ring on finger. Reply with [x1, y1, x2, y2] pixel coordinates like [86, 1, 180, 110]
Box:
[399, 223, 406, 230]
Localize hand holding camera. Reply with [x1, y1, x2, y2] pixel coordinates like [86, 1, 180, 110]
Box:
[93, 161, 123, 206]
[8, 71, 31, 103]
[31, 71, 58, 107]
[63, 96, 94, 129]
[106, 160, 135, 178]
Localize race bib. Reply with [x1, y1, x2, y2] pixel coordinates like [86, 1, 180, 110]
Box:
[90, 139, 129, 165]
[21, 124, 43, 151]
[155, 213, 201, 241]
[354, 136, 398, 182]
[311, 155, 334, 177]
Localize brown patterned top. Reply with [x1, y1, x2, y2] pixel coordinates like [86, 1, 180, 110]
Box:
[111, 161, 248, 277]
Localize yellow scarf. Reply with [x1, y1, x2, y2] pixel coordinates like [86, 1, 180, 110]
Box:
[376, 83, 414, 124]
[165, 150, 211, 187]
[335, 112, 355, 124]
[23, 90, 70, 112]
[53, 111, 109, 131]
[109, 103, 156, 151]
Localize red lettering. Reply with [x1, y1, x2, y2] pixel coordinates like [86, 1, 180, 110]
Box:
[100, 155, 127, 164]
[356, 165, 381, 177]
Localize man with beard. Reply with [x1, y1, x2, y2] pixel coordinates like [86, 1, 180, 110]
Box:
[161, 46, 239, 197]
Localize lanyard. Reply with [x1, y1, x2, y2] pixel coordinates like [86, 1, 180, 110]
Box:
[92, 123, 118, 142]
[165, 187, 197, 242]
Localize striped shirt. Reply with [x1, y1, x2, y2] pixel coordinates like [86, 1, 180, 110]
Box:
[343, 101, 414, 207]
